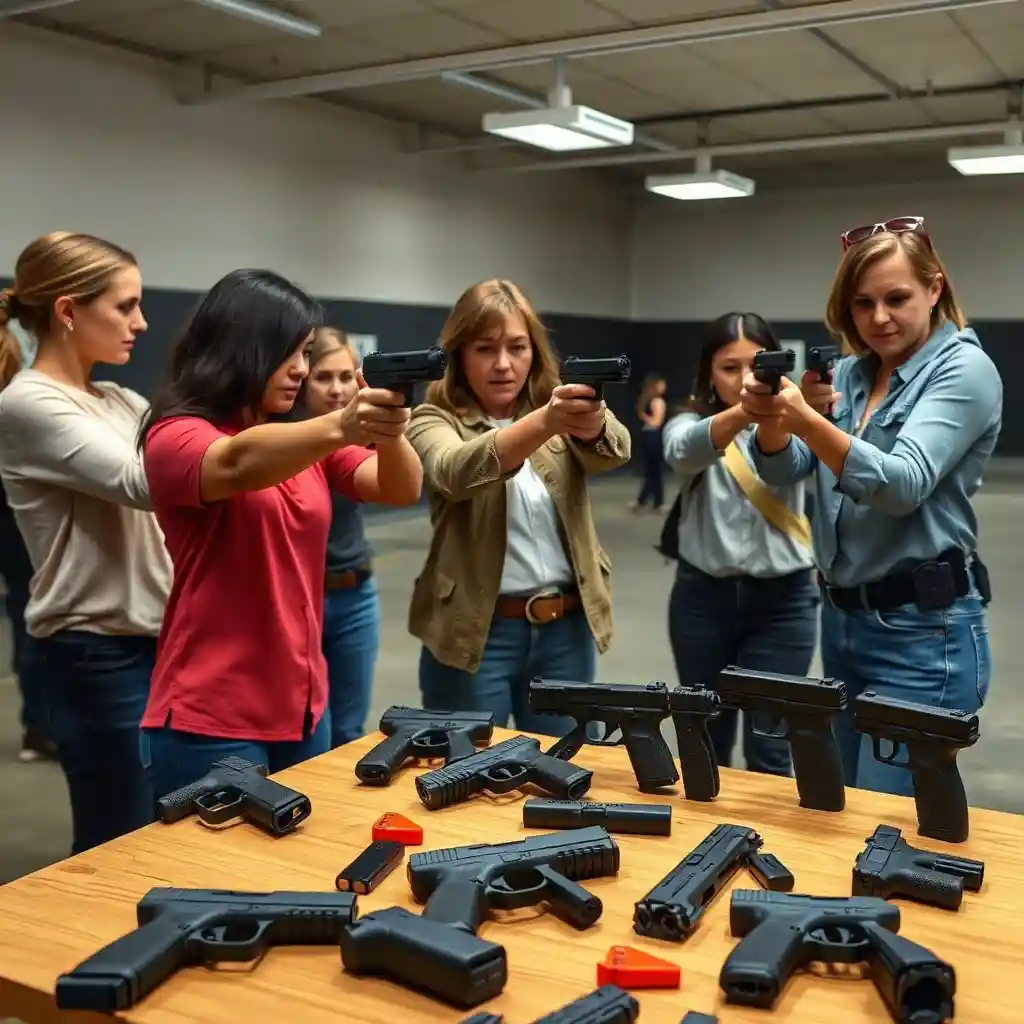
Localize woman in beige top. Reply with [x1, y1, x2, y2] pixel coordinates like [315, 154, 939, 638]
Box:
[0, 232, 172, 855]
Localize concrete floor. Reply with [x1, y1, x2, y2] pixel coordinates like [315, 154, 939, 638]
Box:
[0, 468, 1021, 884]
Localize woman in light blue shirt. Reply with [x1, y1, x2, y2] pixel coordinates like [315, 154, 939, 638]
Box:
[660, 312, 818, 777]
[740, 216, 1001, 798]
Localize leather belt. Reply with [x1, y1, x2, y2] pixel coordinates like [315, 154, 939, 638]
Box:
[495, 590, 582, 626]
[325, 567, 373, 591]
[821, 548, 970, 613]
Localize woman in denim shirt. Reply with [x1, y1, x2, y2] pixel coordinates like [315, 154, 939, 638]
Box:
[661, 313, 818, 778]
[741, 217, 1001, 797]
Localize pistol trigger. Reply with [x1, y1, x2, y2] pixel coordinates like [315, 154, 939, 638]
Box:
[190, 918, 272, 964]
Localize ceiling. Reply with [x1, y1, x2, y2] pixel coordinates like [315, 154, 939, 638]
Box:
[10, 0, 1024, 190]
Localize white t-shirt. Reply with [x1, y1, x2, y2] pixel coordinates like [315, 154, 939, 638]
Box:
[0, 369, 172, 638]
[492, 418, 574, 595]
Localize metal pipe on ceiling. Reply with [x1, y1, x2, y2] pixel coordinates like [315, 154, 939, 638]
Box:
[485, 119, 1013, 173]
[0, 0, 81, 16]
[439, 70, 678, 155]
[188, 0, 1018, 105]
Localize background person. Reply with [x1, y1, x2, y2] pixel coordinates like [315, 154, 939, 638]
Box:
[0, 232, 171, 853]
[297, 327, 381, 748]
[659, 313, 817, 777]
[407, 279, 631, 735]
[139, 270, 422, 798]
[629, 372, 667, 513]
[742, 216, 1001, 796]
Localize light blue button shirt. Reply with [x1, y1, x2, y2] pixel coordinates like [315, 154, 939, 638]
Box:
[749, 322, 1003, 588]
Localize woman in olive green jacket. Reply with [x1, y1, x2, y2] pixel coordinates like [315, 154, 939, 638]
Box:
[407, 279, 631, 735]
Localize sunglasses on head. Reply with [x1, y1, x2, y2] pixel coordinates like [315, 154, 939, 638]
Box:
[841, 215, 931, 252]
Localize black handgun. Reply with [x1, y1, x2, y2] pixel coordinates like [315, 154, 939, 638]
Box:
[806, 344, 840, 382]
[854, 690, 979, 843]
[361, 345, 447, 406]
[853, 823, 984, 911]
[340, 827, 618, 1008]
[415, 733, 593, 810]
[560, 354, 631, 402]
[56, 887, 358, 1012]
[634, 823, 765, 941]
[716, 667, 847, 812]
[532, 984, 640, 1022]
[721, 889, 956, 1023]
[155, 754, 310, 836]
[354, 705, 495, 785]
[668, 684, 722, 802]
[531, 678, 679, 792]
[752, 349, 795, 395]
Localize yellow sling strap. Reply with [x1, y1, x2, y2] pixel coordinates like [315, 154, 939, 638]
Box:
[722, 440, 813, 552]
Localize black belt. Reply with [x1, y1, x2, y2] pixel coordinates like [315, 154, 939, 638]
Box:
[822, 548, 975, 613]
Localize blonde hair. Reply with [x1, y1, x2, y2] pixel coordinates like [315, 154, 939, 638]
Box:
[0, 231, 137, 391]
[825, 230, 965, 355]
[309, 325, 356, 370]
[428, 279, 560, 413]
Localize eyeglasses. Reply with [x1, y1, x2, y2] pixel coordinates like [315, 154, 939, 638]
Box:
[840, 215, 930, 252]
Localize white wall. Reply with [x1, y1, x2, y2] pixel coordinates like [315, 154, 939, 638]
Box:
[0, 26, 631, 319]
[631, 179, 1024, 321]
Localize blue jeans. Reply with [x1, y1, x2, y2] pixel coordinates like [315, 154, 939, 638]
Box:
[140, 709, 332, 802]
[27, 631, 156, 854]
[323, 577, 380, 747]
[419, 609, 597, 737]
[668, 561, 819, 776]
[821, 591, 991, 796]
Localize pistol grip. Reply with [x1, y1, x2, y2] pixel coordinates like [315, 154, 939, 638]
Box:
[401, 384, 415, 407]
[529, 753, 593, 800]
[623, 725, 679, 792]
[355, 732, 413, 785]
[675, 724, 720, 802]
[720, 919, 809, 1009]
[789, 722, 845, 812]
[446, 730, 477, 764]
[911, 749, 970, 843]
[864, 924, 956, 1024]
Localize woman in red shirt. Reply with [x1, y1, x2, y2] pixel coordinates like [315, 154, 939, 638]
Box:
[138, 269, 422, 799]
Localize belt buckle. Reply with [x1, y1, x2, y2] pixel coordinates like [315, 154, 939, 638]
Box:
[525, 591, 561, 626]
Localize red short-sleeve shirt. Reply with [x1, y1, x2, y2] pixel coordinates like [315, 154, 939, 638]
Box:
[141, 416, 374, 741]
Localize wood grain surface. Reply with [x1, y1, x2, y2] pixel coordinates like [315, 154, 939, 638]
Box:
[0, 727, 1018, 1024]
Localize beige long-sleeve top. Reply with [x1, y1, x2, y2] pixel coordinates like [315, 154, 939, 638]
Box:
[0, 369, 172, 638]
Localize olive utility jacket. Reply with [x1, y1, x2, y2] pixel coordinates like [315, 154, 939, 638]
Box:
[406, 401, 632, 672]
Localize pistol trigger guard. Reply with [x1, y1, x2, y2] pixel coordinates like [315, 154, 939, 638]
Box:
[190, 918, 272, 964]
[410, 729, 449, 758]
[480, 763, 529, 794]
[195, 789, 245, 825]
[485, 868, 548, 911]
[807, 923, 871, 964]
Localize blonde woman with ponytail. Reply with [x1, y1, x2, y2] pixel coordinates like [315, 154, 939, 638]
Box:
[0, 233, 172, 854]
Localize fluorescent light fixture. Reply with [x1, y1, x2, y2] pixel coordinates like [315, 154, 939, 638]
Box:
[645, 168, 755, 201]
[948, 125, 1024, 176]
[191, 0, 322, 38]
[483, 105, 635, 152]
[947, 143, 1024, 175]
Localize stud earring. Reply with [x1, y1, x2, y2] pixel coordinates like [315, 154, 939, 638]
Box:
[64, 320, 74, 332]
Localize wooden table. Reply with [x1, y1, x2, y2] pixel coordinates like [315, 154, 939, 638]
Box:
[0, 727, 1018, 1024]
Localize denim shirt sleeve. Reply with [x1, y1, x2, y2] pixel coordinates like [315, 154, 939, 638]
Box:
[748, 430, 818, 484]
[662, 412, 720, 474]
[837, 344, 1003, 516]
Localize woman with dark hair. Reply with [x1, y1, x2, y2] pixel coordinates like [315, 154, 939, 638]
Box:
[138, 269, 422, 797]
[629, 373, 667, 513]
[660, 312, 818, 777]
